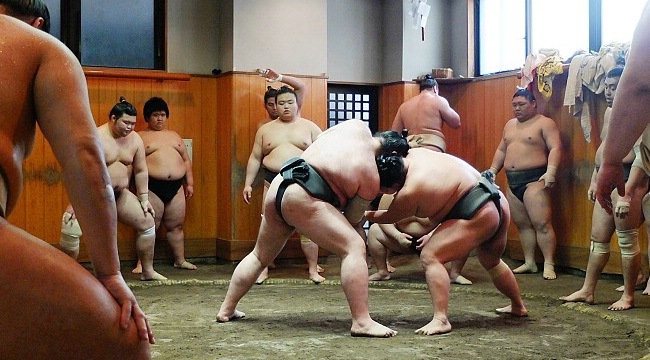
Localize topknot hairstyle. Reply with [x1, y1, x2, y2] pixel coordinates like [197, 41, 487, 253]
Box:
[419, 74, 438, 91]
[375, 130, 409, 157]
[376, 153, 406, 188]
[109, 96, 137, 120]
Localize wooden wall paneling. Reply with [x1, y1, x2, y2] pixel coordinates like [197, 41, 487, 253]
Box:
[309, 78, 328, 130]
[231, 74, 255, 241]
[22, 126, 46, 239]
[183, 78, 204, 242]
[201, 77, 221, 240]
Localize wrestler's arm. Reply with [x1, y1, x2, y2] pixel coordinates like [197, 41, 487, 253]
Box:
[179, 133, 194, 199]
[540, 119, 562, 187]
[602, 1, 650, 168]
[366, 191, 417, 224]
[438, 97, 461, 129]
[588, 167, 598, 202]
[132, 134, 154, 216]
[33, 39, 153, 343]
[243, 127, 265, 203]
[488, 133, 507, 173]
[265, 69, 307, 109]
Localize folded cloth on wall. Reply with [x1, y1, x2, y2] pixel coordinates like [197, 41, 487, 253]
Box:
[562, 42, 629, 142]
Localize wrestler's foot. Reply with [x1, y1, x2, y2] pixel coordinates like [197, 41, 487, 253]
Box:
[614, 273, 645, 292]
[643, 279, 650, 295]
[543, 263, 556, 280]
[415, 316, 452, 336]
[512, 262, 537, 274]
[368, 272, 391, 281]
[131, 260, 143, 274]
[140, 271, 167, 281]
[310, 272, 326, 284]
[350, 320, 397, 337]
[450, 274, 473, 285]
[317, 265, 324, 273]
[559, 289, 594, 304]
[216, 309, 246, 323]
[608, 296, 634, 311]
[387, 262, 396, 273]
[255, 267, 269, 285]
[174, 260, 197, 270]
[496, 304, 528, 317]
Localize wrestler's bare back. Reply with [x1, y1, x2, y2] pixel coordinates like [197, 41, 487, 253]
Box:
[595, 108, 635, 165]
[98, 123, 142, 191]
[390, 149, 479, 224]
[392, 92, 459, 135]
[502, 114, 554, 171]
[259, 118, 321, 172]
[0, 16, 51, 214]
[139, 129, 188, 180]
[302, 120, 381, 205]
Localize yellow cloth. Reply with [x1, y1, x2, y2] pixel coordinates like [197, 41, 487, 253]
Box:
[536, 56, 564, 99]
[406, 133, 446, 152]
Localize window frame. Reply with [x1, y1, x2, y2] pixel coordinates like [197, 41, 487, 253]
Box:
[57, 0, 166, 70]
[474, 0, 640, 77]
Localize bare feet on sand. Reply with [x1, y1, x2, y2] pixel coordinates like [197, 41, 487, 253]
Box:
[350, 320, 397, 338]
[174, 260, 197, 270]
[387, 262, 396, 273]
[559, 289, 594, 304]
[615, 272, 646, 292]
[141, 271, 167, 281]
[255, 267, 269, 284]
[543, 263, 556, 280]
[512, 262, 537, 274]
[216, 309, 246, 323]
[368, 272, 391, 281]
[415, 317, 451, 335]
[310, 272, 326, 284]
[608, 296, 634, 311]
[495, 304, 528, 317]
[132, 261, 143, 274]
[450, 274, 472, 285]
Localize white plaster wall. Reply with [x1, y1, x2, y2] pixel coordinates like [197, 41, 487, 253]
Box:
[382, 0, 404, 83]
[232, 0, 327, 75]
[327, 0, 384, 83]
[166, 0, 222, 74]
[401, 0, 451, 81]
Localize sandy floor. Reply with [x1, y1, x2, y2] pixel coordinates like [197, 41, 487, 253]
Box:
[125, 255, 650, 360]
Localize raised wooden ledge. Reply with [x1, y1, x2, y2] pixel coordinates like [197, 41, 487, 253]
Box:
[83, 67, 191, 81]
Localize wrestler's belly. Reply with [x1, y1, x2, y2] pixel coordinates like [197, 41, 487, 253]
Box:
[262, 145, 305, 172]
[107, 163, 131, 191]
[396, 218, 434, 238]
[146, 151, 186, 180]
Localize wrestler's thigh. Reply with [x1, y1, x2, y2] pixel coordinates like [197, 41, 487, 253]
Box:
[368, 224, 409, 254]
[116, 189, 154, 230]
[522, 181, 552, 225]
[590, 199, 615, 242]
[0, 221, 148, 359]
[162, 189, 186, 229]
[148, 191, 164, 226]
[280, 187, 364, 258]
[506, 187, 532, 227]
[421, 206, 499, 265]
[477, 196, 511, 269]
